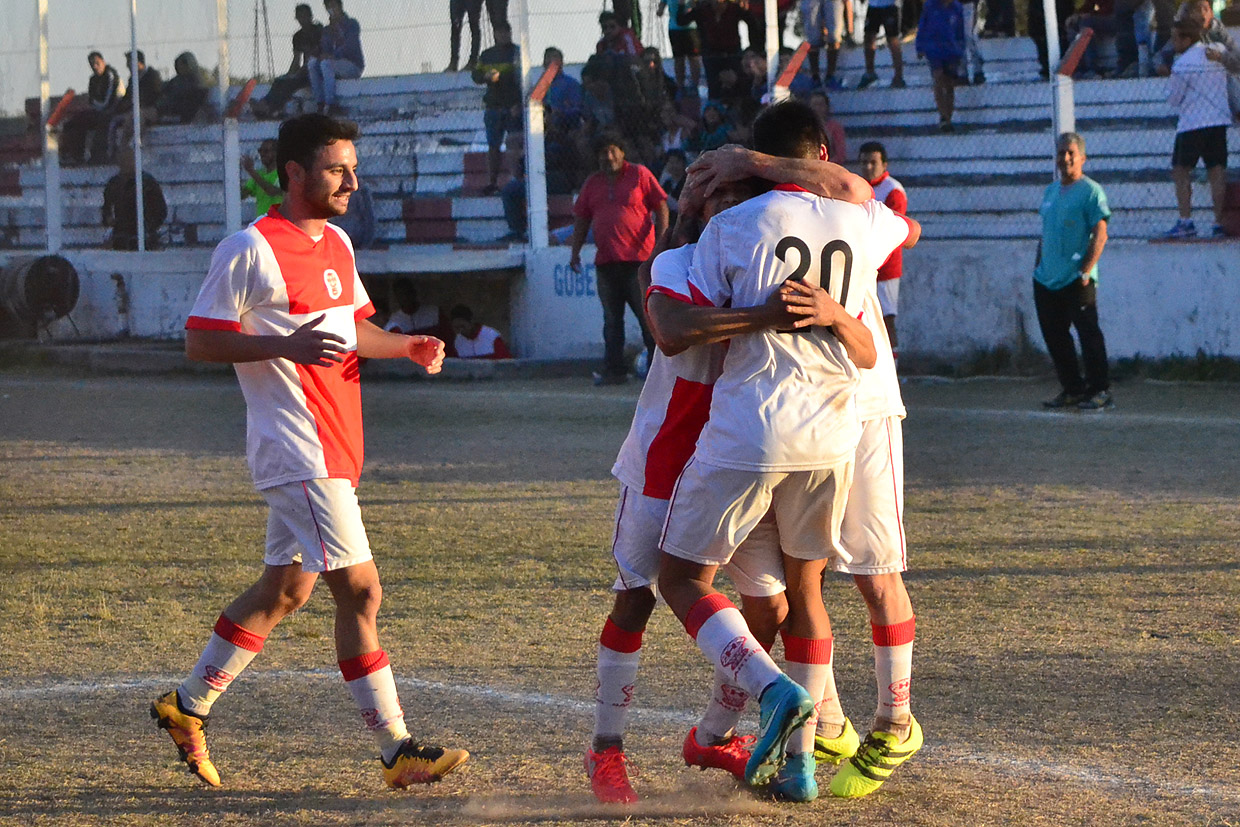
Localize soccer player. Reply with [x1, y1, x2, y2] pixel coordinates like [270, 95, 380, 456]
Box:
[657, 100, 916, 793]
[151, 114, 468, 790]
[587, 156, 873, 804]
[858, 141, 907, 363]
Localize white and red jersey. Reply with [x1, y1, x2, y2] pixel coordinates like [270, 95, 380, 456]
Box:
[611, 244, 726, 500]
[870, 172, 907, 282]
[454, 324, 512, 359]
[186, 208, 375, 490]
[686, 186, 910, 472]
[856, 287, 905, 422]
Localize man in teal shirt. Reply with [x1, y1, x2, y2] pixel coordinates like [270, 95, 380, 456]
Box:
[1034, 132, 1113, 410]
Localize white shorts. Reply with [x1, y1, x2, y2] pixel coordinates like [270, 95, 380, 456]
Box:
[261, 478, 373, 573]
[838, 416, 907, 574]
[610, 484, 786, 597]
[661, 457, 853, 566]
[801, 0, 847, 46]
[877, 278, 899, 317]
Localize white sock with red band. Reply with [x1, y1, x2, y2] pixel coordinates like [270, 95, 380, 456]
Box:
[684, 594, 783, 699]
[593, 618, 643, 746]
[339, 650, 410, 763]
[782, 633, 835, 754]
[872, 616, 915, 730]
[178, 615, 265, 717]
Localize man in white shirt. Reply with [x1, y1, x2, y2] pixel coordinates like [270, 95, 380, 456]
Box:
[656, 100, 915, 792]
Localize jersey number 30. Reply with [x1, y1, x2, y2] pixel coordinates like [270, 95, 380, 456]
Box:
[775, 237, 853, 309]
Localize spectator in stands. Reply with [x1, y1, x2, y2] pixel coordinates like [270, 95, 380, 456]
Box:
[101, 147, 167, 250]
[858, 141, 908, 361]
[685, 101, 733, 153]
[658, 148, 688, 224]
[1114, 0, 1164, 76]
[637, 47, 678, 115]
[959, 0, 986, 83]
[1065, 0, 1117, 77]
[568, 132, 668, 385]
[677, 0, 747, 100]
[329, 179, 376, 247]
[450, 305, 513, 358]
[808, 90, 847, 162]
[156, 52, 209, 124]
[1163, 19, 1231, 239]
[775, 46, 816, 97]
[982, 0, 1016, 36]
[385, 278, 450, 340]
[62, 52, 121, 166]
[658, 0, 704, 93]
[241, 138, 283, 220]
[798, 0, 849, 88]
[473, 22, 521, 195]
[1034, 132, 1113, 411]
[1154, 0, 1240, 76]
[858, 0, 908, 90]
[500, 155, 527, 241]
[251, 4, 322, 119]
[916, 0, 965, 132]
[542, 47, 587, 191]
[308, 0, 364, 115]
[1028, 0, 1074, 77]
[612, 0, 642, 30]
[446, 0, 485, 72]
[597, 10, 644, 56]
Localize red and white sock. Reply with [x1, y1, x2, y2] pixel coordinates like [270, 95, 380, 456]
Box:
[873, 616, 915, 731]
[782, 633, 836, 754]
[178, 615, 265, 717]
[593, 618, 642, 746]
[684, 594, 783, 699]
[340, 650, 411, 763]
[698, 666, 750, 742]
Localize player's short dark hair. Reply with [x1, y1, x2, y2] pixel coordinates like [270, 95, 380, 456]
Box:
[751, 100, 827, 160]
[449, 304, 474, 321]
[276, 113, 359, 191]
[858, 141, 888, 163]
[592, 131, 626, 157]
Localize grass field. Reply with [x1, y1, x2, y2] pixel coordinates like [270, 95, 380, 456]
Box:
[1, 369, 1238, 826]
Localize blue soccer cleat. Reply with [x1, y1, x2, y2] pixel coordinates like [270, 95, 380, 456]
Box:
[744, 675, 815, 786]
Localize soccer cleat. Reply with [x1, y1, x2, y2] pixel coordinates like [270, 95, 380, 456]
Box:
[1076, 389, 1114, 411]
[584, 746, 638, 803]
[150, 689, 221, 787]
[1042, 390, 1084, 409]
[1162, 219, 1197, 240]
[683, 727, 755, 780]
[381, 739, 469, 788]
[812, 717, 860, 766]
[768, 751, 818, 802]
[829, 715, 923, 799]
[744, 675, 815, 787]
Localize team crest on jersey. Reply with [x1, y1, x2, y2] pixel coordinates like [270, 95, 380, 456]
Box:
[720, 636, 754, 677]
[322, 268, 343, 299]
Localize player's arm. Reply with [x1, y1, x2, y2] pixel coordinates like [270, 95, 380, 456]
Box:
[1078, 218, 1108, 284]
[186, 313, 347, 366]
[355, 317, 445, 374]
[779, 280, 877, 369]
[647, 291, 799, 357]
[901, 215, 921, 249]
[687, 145, 872, 204]
[568, 215, 591, 273]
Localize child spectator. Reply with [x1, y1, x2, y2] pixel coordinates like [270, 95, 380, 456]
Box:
[596, 10, 643, 56]
[450, 305, 513, 359]
[915, 0, 965, 132]
[240, 139, 283, 220]
[308, 0, 364, 115]
[685, 101, 732, 154]
[657, 0, 704, 93]
[1163, 19, 1231, 239]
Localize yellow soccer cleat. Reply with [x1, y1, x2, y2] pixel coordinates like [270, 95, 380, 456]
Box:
[812, 717, 860, 766]
[829, 715, 922, 799]
[381, 739, 470, 789]
[150, 689, 222, 787]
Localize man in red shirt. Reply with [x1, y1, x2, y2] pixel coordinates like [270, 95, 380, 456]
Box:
[570, 133, 669, 385]
[859, 141, 907, 360]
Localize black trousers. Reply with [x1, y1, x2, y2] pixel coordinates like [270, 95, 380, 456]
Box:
[1034, 278, 1109, 396]
[596, 261, 654, 378]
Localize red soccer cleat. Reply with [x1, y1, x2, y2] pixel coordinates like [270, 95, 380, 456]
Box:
[585, 745, 639, 803]
[682, 726, 756, 781]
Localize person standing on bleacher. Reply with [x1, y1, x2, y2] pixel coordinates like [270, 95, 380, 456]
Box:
[308, 0, 364, 115]
[473, 22, 521, 195]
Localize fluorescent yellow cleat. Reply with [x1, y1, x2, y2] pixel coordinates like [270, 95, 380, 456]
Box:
[813, 717, 860, 766]
[150, 689, 221, 787]
[829, 715, 922, 799]
[381, 739, 470, 789]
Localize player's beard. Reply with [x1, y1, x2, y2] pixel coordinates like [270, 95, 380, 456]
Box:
[305, 185, 351, 219]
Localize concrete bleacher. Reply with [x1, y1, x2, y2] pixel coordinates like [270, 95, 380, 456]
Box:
[3, 32, 1234, 252]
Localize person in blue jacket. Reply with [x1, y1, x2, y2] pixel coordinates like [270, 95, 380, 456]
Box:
[915, 0, 964, 132]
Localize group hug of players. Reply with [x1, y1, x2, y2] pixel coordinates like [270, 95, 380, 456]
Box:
[152, 103, 920, 805]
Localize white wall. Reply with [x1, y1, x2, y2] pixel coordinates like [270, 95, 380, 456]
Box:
[5, 239, 1238, 362]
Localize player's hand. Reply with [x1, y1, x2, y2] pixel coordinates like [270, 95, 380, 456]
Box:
[687, 144, 753, 197]
[406, 335, 446, 374]
[779, 279, 845, 328]
[283, 314, 347, 366]
[677, 179, 707, 221]
[569, 250, 583, 273]
[240, 154, 255, 173]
